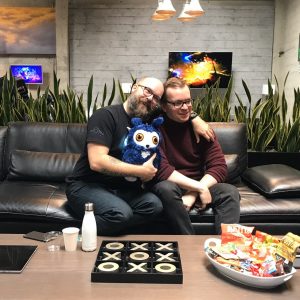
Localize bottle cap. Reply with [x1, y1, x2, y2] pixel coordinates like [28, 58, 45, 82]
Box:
[85, 202, 94, 211]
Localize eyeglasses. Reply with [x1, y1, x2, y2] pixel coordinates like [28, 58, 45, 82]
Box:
[166, 99, 193, 108]
[137, 85, 161, 102]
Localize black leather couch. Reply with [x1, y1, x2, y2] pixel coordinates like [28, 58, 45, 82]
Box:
[1, 121, 300, 235]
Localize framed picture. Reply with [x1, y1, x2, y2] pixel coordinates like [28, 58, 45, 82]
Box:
[168, 51, 232, 88]
[0, 7, 56, 55]
[10, 65, 43, 84]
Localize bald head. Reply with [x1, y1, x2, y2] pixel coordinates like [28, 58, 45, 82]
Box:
[137, 77, 164, 98]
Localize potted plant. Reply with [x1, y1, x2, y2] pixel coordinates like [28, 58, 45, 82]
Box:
[0, 71, 122, 125]
[192, 76, 233, 122]
[234, 74, 300, 170]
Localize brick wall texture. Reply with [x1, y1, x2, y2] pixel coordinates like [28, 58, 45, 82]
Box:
[69, 0, 275, 107]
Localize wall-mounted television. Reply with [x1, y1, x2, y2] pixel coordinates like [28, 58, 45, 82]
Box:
[10, 65, 43, 84]
[168, 52, 232, 88]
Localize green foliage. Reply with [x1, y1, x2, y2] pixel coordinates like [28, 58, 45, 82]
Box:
[1, 70, 299, 153]
[234, 74, 300, 152]
[0, 73, 26, 125]
[0, 71, 124, 125]
[192, 77, 233, 122]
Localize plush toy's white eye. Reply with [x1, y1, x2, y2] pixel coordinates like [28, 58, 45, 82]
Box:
[152, 136, 159, 145]
[135, 133, 144, 142]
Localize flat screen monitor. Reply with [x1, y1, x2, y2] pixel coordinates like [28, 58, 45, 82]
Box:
[10, 65, 43, 84]
[168, 52, 232, 88]
[0, 245, 37, 273]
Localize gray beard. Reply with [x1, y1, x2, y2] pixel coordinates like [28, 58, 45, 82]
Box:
[126, 95, 162, 122]
[127, 95, 150, 121]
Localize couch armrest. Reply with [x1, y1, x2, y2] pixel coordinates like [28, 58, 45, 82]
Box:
[210, 122, 247, 181]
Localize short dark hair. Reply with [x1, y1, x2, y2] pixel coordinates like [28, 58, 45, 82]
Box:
[164, 77, 186, 89]
[162, 77, 188, 103]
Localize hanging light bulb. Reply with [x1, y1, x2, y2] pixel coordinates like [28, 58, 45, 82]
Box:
[184, 0, 205, 16]
[156, 0, 176, 16]
[177, 3, 196, 22]
[151, 11, 172, 21]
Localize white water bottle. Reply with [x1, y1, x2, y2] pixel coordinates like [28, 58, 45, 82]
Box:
[81, 202, 97, 252]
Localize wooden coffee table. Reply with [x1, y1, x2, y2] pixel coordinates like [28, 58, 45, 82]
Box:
[0, 234, 299, 299]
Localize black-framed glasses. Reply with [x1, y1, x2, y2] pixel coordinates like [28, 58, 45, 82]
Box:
[166, 99, 193, 108]
[137, 85, 161, 102]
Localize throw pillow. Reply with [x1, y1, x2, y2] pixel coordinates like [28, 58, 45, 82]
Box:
[242, 164, 300, 198]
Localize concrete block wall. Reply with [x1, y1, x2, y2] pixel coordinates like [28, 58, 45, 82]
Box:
[69, 0, 275, 108]
[273, 0, 300, 119]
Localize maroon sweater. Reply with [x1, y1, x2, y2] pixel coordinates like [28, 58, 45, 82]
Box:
[155, 116, 227, 183]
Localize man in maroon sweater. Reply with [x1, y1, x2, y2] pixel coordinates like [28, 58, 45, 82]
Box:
[151, 77, 240, 234]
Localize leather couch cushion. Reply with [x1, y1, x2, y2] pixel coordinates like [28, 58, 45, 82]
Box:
[224, 154, 240, 183]
[242, 164, 300, 198]
[8, 150, 80, 182]
[0, 180, 80, 223]
[4, 122, 86, 175]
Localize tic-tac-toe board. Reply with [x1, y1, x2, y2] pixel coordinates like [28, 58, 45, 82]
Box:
[91, 240, 183, 284]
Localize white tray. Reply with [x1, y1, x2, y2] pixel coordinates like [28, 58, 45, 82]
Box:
[204, 238, 296, 289]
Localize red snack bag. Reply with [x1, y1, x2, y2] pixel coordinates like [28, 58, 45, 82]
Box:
[221, 224, 254, 246]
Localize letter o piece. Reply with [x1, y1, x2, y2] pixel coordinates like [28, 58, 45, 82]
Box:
[97, 262, 119, 272]
[129, 252, 150, 261]
[105, 242, 124, 250]
[155, 263, 176, 274]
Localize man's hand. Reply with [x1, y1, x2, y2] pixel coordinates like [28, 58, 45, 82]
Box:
[182, 191, 197, 211]
[140, 153, 157, 182]
[191, 116, 214, 143]
[197, 185, 212, 210]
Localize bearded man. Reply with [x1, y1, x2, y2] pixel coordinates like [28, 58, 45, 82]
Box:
[66, 77, 213, 236]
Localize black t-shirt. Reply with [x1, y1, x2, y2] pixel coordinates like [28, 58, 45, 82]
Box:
[67, 104, 138, 188]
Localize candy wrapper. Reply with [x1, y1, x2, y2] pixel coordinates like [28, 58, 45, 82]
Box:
[275, 232, 300, 273]
[206, 224, 300, 277]
[221, 224, 254, 246]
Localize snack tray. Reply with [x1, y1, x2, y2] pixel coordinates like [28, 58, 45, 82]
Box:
[204, 238, 296, 289]
[91, 240, 183, 284]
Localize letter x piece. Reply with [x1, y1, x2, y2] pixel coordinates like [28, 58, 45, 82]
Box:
[155, 242, 174, 251]
[127, 262, 148, 273]
[155, 252, 175, 262]
[130, 242, 149, 251]
[102, 252, 121, 261]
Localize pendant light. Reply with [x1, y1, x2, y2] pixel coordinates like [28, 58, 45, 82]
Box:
[156, 0, 176, 16]
[177, 3, 196, 22]
[151, 0, 205, 22]
[184, 0, 205, 16]
[152, 11, 172, 21]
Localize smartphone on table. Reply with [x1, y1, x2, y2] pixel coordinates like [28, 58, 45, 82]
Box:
[23, 231, 54, 242]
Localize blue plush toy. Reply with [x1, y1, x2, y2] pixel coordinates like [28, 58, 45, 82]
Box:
[122, 117, 164, 181]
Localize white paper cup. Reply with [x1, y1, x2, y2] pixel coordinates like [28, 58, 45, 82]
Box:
[62, 227, 80, 251]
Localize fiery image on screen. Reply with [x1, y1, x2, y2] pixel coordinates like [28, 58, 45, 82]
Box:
[168, 52, 232, 88]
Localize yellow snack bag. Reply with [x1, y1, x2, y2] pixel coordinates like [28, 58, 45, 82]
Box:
[276, 232, 300, 263]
